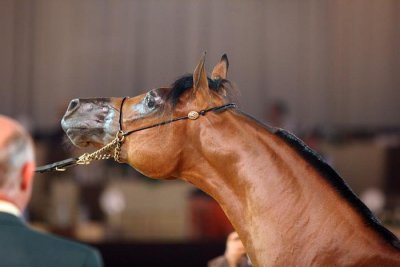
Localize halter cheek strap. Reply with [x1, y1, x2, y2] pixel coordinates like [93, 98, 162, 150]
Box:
[119, 98, 237, 138]
[35, 97, 236, 173]
[119, 97, 128, 132]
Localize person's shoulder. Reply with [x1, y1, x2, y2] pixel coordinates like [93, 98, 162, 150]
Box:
[25, 227, 102, 267]
[28, 228, 91, 250]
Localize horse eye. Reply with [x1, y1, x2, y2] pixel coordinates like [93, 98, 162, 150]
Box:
[146, 96, 156, 109]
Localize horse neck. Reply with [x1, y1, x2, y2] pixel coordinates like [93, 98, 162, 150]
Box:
[179, 111, 400, 267]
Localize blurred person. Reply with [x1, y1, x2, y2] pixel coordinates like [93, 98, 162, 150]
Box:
[208, 231, 251, 267]
[0, 115, 103, 267]
[264, 99, 299, 135]
[188, 188, 233, 240]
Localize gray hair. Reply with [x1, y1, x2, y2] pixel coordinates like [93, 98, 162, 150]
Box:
[0, 131, 34, 190]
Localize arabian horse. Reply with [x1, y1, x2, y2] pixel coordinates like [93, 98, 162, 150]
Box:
[61, 54, 400, 266]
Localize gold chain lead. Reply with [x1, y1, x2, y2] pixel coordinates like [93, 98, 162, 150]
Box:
[76, 131, 125, 165]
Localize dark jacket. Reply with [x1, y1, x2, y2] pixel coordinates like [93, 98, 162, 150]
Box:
[0, 212, 103, 267]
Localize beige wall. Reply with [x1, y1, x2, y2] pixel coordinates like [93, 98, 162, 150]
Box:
[1, 0, 399, 130]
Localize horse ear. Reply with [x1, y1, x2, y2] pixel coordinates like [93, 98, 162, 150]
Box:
[193, 52, 209, 90]
[211, 54, 229, 80]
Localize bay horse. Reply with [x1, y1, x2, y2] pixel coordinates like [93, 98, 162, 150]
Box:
[61, 54, 400, 266]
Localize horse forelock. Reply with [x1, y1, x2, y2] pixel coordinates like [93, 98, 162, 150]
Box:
[168, 74, 229, 107]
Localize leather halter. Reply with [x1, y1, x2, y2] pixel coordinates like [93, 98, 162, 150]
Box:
[35, 97, 236, 173]
[118, 97, 237, 138]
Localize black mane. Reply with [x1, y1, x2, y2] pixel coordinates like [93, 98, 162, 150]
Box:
[168, 74, 227, 106]
[275, 129, 400, 250]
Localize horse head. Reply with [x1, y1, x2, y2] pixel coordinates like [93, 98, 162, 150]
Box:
[61, 53, 230, 179]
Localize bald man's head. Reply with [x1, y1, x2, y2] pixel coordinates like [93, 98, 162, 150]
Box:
[0, 115, 35, 204]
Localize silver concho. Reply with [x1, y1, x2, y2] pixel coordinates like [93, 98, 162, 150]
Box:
[188, 111, 200, 120]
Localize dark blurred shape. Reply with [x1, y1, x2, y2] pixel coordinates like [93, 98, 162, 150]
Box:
[188, 189, 233, 241]
[93, 241, 225, 267]
[384, 145, 400, 226]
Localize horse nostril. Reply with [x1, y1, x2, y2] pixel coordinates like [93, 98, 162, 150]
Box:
[67, 99, 79, 113]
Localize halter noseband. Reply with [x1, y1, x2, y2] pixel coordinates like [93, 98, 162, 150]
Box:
[35, 97, 236, 173]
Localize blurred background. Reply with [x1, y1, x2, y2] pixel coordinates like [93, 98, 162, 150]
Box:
[1, 0, 399, 266]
